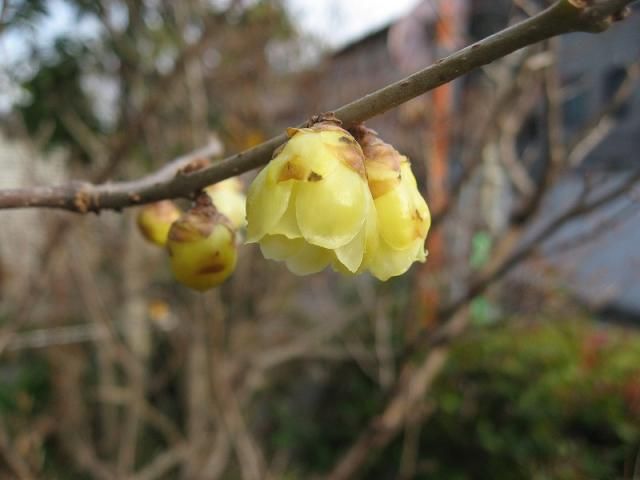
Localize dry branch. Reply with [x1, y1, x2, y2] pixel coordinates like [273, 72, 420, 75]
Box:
[0, 0, 634, 213]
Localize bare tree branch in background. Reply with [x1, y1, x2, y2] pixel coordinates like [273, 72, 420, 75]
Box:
[0, 1, 638, 479]
[325, 160, 640, 479]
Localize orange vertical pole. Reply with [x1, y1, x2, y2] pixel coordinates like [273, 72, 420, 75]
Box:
[419, 1, 458, 329]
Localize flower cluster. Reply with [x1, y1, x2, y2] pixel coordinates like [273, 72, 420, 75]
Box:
[136, 179, 246, 291]
[166, 195, 237, 292]
[135, 116, 429, 288]
[246, 117, 430, 281]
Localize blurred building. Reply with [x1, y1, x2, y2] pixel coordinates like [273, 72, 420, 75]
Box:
[559, 13, 640, 169]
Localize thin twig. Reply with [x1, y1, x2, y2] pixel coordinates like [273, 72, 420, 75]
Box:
[567, 61, 640, 166]
[326, 345, 450, 480]
[129, 445, 190, 480]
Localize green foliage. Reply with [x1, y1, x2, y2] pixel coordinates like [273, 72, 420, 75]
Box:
[418, 320, 640, 479]
[257, 362, 385, 472]
[17, 37, 103, 161]
[0, 354, 50, 416]
[470, 295, 500, 326]
[0, 0, 48, 33]
[469, 230, 493, 270]
[262, 318, 640, 479]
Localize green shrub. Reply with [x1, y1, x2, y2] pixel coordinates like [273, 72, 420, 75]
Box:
[261, 318, 640, 479]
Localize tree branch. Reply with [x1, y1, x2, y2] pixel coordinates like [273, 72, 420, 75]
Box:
[0, 0, 635, 213]
[325, 166, 640, 480]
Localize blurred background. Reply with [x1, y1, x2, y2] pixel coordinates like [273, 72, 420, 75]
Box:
[1, 1, 640, 479]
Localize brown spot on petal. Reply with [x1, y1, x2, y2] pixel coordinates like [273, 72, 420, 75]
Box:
[168, 223, 194, 243]
[198, 262, 226, 274]
[412, 210, 429, 238]
[327, 144, 366, 179]
[366, 145, 403, 172]
[286, 127, 300, 138]
[307, 171, 323, 182]
[277, 158, 306, 182]
[339, 135, 357, 145]
[368, 179, 398, 199]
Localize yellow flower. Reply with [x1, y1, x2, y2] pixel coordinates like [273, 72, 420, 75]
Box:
[136, 200, 181, 247]
[205, 177, 247, 229]
[167, 196, 237, 291]
[246, 117, 376, 275]
[354, 126, 431, 281]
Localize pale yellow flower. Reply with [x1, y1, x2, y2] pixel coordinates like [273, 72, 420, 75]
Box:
[246, 119, 376, 275]
[136, 200, 181, 247]
[355, 127, 431, 281]
[167, 197, 237, 291]
[205, 177, 247, 229]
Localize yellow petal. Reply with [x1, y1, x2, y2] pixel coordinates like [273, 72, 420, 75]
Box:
[286, 242, 332, 275]
[246, 166, 293, 242]
[207, 188, 246, 229]
[401, 160, 418, 188]
[168, 223, 237, 291]
[260, 235, 331, 275]
[136, 201, 181, 247]
[260, 234, 302, 261]
[375, 185, 415, 251]
[334, 224, 366, 273]
[334, 194, 377, 273]
[284, 132, 340, 178]
[270, 189, 301, 238]
[410, 183, 431, 239]
[368, 239, 425, 281]
[206, 177, 244, 193]
[375, 163, 430, 250]
[296, 167, 368, 249]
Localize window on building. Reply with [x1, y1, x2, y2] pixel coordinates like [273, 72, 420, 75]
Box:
[562, 74, 590, 132]
[603, 66, 631, 119]
[563, 90, 590, 131]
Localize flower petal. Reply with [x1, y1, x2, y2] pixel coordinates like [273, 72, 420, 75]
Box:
[368, 239, 425, 281]
[260, 235, 332, 275]
[246, 166, 293, 242]
[259, 234, 302, 261]
[335, 196, 377, 273]
[286, 242, 333, 275]
[286, 132, 340, 178]
[270, 188, 302, 238]
[296, 168, 368, 249]
[375, 163, 429, 251]
[335, 224, 366, 273]
[374, 185, 415, 251]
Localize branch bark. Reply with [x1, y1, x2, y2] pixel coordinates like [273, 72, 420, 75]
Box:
[0, 0, 634, 213]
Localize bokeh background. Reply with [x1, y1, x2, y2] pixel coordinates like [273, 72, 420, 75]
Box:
[1, 1, 640, 479]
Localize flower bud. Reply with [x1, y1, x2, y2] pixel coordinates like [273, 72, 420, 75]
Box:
[353, 126, 431, 281]
[136, 201, 182, 247]
[204, 177, 247, 229]
[246, 115, 376, 275]
[166, 196, 237, 291]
